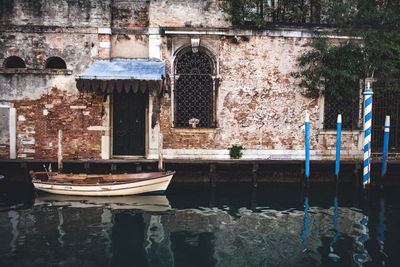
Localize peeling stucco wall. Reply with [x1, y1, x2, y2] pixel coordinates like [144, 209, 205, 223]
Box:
[149, 0, 230, 28]
[161, 36, 317, 150]
[0, 0, 111, 27]
[160, 34, 361, 159]
[111, 34, 149, 59]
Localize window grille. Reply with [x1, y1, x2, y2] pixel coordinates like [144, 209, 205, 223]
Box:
[46, 57, 66, 69]
[324, 90, 360, 130]
[372, 89, 400, 151]
[174, 49, 216, 128]
[4, 56, 26, 68]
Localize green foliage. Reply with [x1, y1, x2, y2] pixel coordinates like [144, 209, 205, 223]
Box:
[293, 0, 400, 97]
[219, 0, 324, 28]
[229, 145, 243, 159]
[293, 38, 365, 98]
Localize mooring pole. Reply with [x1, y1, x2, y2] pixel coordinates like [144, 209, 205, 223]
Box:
[58, 129, 63, 172]
[335, 114, 342, 180]
[305, 111, 310, 180]
[381, 116, 390, 178]
[363, 83, 373, 187]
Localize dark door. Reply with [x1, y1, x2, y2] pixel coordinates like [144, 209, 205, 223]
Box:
[113, 90, 147, 155]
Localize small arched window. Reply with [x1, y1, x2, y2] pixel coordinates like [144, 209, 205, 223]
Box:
[4, 56, 26, 68]
[174, 47, 217, 128]
[45, 57, 66, 69]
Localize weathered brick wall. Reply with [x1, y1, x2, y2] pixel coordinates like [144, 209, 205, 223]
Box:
[149, 0, 230, 28]
[12, 87, 103, 159]
[112, 0, 149, 30]
[0, 0, 110, 159]
[0, 0, 111, 27]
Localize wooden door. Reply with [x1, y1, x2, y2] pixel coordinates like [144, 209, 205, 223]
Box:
[113, 91, 147, 156]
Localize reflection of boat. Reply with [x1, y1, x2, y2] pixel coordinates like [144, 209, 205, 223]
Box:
[30, 171, 175, 196]
[34, 194, 171, 212]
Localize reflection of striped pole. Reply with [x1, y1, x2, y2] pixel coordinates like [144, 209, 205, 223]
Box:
[305, 111, 310, 179]
[363, 83, 373, 186]
[335, 114, 342, 179]
[381, 116, 390, 177]
[329, 195, 341, 262]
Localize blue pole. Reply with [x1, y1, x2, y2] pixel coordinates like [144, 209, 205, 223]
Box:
[305, 111, 310, 179]
[363, 82, 373, 186]
[335, 114, 342, 179]
[381, 116, 390, 177]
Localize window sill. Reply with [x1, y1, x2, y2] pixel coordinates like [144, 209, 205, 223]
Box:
[0, 69, 72, 75]
[172, 128, 218, 134]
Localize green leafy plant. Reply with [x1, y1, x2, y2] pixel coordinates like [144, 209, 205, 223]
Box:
[292, 0, 400, 98]
[229, 145, 243, 159]
[219, 0, 325, 28]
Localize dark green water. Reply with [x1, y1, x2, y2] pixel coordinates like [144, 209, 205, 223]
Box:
[0, 182, 399, 267]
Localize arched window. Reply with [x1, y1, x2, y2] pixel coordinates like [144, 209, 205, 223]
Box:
[4, 56, 26, 68]
[174, 47, 217, 128]
[45, 57, 66, 69]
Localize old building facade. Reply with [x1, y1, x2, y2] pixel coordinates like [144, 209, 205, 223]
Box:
[0, 0, 367, 161]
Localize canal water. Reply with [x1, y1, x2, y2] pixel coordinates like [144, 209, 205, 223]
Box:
[0, 182, 399, 267]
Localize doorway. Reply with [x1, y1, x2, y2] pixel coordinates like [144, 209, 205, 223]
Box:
[113, 90, 147, 156]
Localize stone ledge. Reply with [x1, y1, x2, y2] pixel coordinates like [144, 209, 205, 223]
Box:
[0, 69, 72, 75]
[171, 128, 218, 134]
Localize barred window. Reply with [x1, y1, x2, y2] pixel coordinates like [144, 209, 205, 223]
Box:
[46, 57, 66, 69]
[323, 88, 360, 130]
[4, 56, 26, 68]
[174, 48, 217, 128]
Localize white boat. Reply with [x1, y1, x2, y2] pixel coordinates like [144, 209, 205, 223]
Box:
[30, 171, 175, 197]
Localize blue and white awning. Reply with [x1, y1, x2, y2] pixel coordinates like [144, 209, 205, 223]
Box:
[75, 59, 166, 93]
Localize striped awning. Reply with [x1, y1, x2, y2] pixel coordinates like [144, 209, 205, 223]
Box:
[75, 59, 166, 93]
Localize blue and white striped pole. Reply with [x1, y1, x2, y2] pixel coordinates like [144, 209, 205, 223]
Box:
[381, 116, 390, 178]
[305, 111, 310, 180]
[363, 83, 373, 186]
[335, 114, 342, 179]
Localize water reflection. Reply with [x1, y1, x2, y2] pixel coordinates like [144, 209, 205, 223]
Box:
[353, 216, 371, 266]
[8, 210, 19, 253]
[377, 197, 388, 265]
[34, 194, 172, 212]
[328, 195, 340, 262]
[301, 196, 310, 252]
[0, 185, 399, 266]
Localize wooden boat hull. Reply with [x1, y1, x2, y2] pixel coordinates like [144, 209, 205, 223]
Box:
[31, 171, 174, 197]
